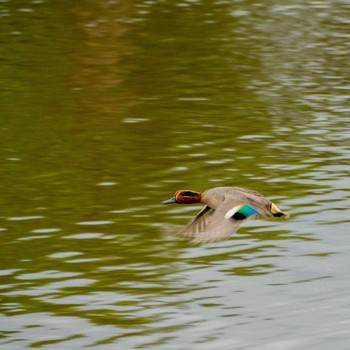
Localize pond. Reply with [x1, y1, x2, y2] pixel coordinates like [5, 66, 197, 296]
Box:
[1, 0, 350, 349]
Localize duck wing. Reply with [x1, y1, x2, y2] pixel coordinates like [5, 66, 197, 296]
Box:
[191, 195, 260, 244]
[178, 205, 215, 238]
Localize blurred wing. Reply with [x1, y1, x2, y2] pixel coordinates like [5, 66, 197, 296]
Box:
[178, 205, 215, 238]
[191, 219, 243, 244]
[191, 196, 259, 244]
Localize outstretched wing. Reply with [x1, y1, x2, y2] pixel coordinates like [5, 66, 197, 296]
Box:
[178, 205, 215, 238]
[191, 196, 260, 244]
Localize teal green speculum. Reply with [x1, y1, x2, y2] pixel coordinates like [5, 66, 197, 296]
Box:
[233, 204, 259, 219]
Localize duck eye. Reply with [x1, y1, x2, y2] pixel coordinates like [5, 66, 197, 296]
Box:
[181, 191, 198, 197]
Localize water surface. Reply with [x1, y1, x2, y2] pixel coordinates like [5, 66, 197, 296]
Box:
[1, 0, 350, 349]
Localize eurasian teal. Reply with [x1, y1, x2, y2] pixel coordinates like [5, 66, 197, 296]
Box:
[163, 186, 287, 243]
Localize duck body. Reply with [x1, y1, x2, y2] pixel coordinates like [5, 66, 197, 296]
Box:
[163, 186, 287, 244]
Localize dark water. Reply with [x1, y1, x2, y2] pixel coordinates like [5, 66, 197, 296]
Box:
[1, 0, 350, 349]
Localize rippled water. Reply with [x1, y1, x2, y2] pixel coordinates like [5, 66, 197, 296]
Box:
[1, 0, 350, 349]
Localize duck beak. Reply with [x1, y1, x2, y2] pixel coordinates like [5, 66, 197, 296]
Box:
[270, 202, 288, 217]
[162, 196, 177, 204]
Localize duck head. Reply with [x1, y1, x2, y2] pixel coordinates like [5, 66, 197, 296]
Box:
[163, 190, 202, 204]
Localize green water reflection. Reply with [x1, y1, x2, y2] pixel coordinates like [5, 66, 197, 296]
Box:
[1, 0, 350, 349]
